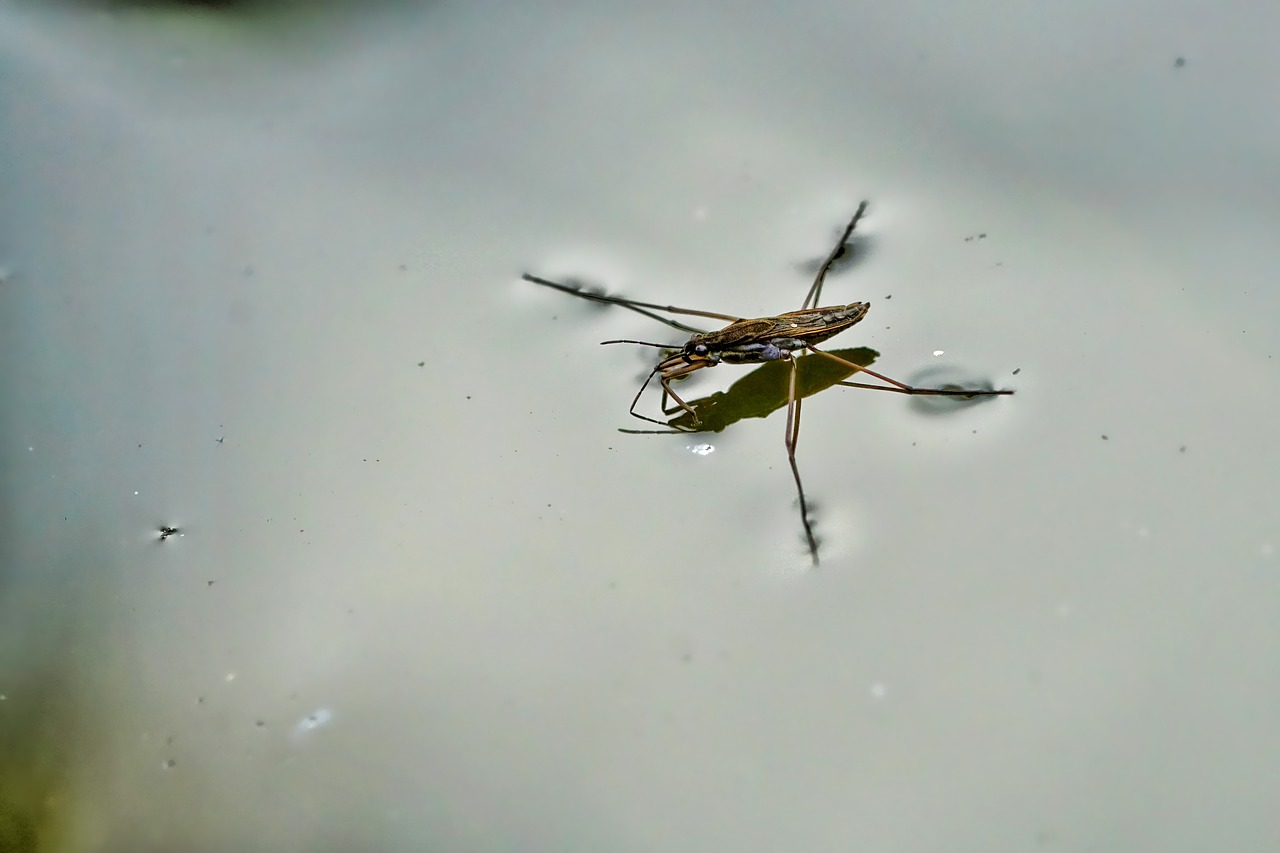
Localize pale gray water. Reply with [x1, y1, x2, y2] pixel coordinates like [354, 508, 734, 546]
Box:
[2, 1, 1278, 850]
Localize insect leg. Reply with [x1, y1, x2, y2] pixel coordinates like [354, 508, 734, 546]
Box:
[624, 365, 673, 426]
[807, 347, 1015, 397]
[659, 378, 701, 422]
[784, 354, 821, 566]
[522, 273, 738, 332]
[623, 359, 705, 427]
[802, 201, 870, 310]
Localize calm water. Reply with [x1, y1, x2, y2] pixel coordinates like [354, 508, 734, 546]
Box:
[2, 2, 1278, 850]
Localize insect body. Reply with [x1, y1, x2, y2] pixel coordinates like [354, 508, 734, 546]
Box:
[630, 303, 870, 424]
[693, 303, 871, 361]
[525, 201, 1012, 565]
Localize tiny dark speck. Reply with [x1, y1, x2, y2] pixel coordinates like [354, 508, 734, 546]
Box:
[417, 361, 425, 367]
[1174, 56, 1187, 68]
[1101, 435, 1109, 440]
[1013, 368, 1021, 375]
[1179, 445, 1187, 453]
[466, 395, 472, 400]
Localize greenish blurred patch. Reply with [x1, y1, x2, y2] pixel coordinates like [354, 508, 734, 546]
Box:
[663, 347, 878, 433]
[0, 671, 76, 853]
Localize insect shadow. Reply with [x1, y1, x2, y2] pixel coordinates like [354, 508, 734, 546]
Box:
[524, 201, 1013, 565]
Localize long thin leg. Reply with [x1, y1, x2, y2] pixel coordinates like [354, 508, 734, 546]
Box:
[659, 378, 700, 421]
[808, 347, 1014, 397]
[783, 354, 821, 566]
[802, 201, 870, 310]
[623, 366, 671, 427]
[523, 273, 739, 332]
[624, 361, 706, 427]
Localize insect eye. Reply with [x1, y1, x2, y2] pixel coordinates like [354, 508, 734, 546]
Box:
[692, 343, 709, 356]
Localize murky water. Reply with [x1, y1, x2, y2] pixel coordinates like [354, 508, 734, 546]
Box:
[2, 2, 1278, 850]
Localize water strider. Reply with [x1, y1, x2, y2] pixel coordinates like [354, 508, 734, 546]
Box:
[524, 202, 1013, 565]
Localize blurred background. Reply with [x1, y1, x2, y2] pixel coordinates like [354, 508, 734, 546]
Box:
[2, 1, 1278, 850]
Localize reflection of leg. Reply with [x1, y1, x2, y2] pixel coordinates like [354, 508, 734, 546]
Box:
[809, 347, 1014, 397]
[783, 355, 820, 567]
[803, 201, 870, 310]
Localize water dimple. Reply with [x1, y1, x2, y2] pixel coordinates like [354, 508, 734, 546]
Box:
[291, 707, 334, 744]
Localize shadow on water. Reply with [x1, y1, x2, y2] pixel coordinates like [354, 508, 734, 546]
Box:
[627, 347, 881, 434]
[903, 365, 1014, 416]
[619, 347, 1010, 434]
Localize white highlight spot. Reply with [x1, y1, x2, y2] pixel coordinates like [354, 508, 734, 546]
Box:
[693, 206, 709, 221]
[1263, 543, 1274, 558]
[932, 350, 945, 357]
[224, 672, 236, 683]
[291, 707, 334, 743]
[688, 444, 715, 456]
[869, 683, 888, 699]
